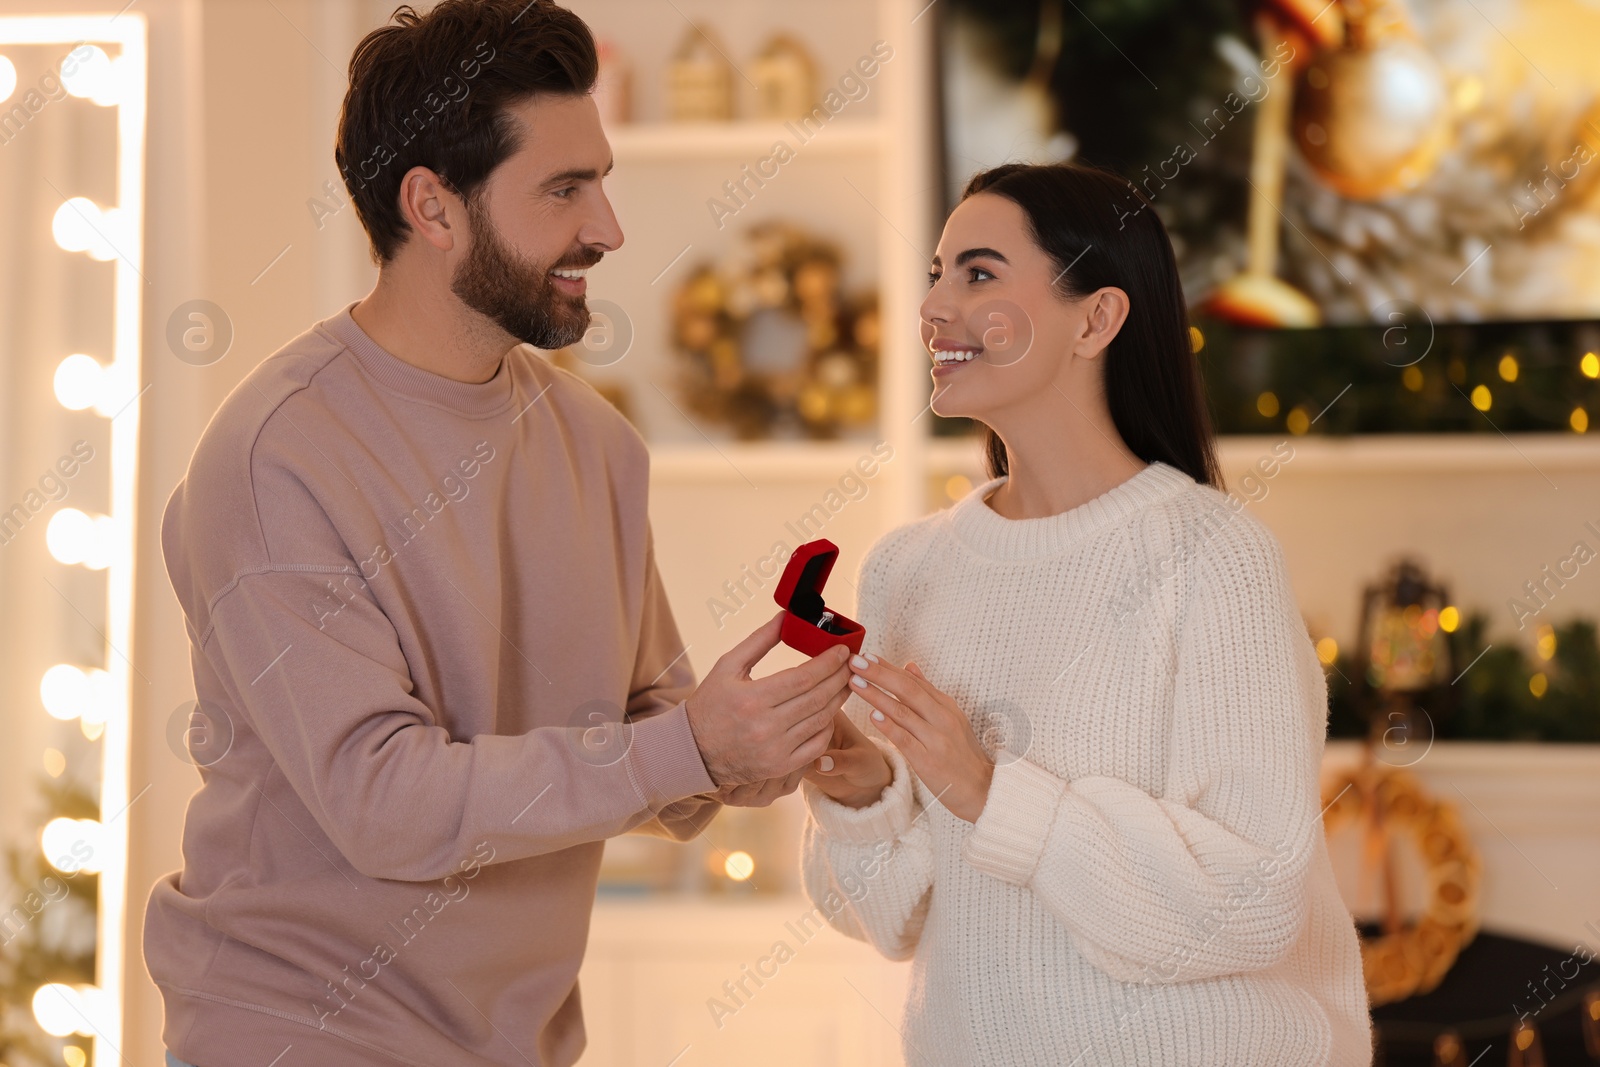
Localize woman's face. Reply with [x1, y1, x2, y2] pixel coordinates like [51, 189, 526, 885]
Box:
[919, 192, 1111, 421]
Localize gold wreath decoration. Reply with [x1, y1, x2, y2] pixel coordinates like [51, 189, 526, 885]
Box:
[670, 222, 878, 441]
[1321, 764, 1482, 1007]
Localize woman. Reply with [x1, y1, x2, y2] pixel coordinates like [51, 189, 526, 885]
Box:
[799, 162, 1372, 1066]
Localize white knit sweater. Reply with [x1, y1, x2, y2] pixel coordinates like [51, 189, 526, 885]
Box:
[799, 461, 1372, 1066]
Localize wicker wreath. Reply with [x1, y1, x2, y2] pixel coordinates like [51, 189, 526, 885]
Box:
[1321, 765, 1482, 1007]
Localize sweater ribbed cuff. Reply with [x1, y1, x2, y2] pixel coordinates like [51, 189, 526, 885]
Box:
[626, 701, 717, 805]
[803, 738, 917, 845]
[962, 755, 1067, 886]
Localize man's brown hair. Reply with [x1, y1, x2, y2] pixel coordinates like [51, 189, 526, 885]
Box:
[336, 0, 599, 264]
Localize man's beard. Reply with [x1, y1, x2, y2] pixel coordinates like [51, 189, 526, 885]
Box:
[451, 195, 599, 351]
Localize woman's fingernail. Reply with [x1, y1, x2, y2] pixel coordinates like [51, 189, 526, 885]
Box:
[871, 710, 885, 722]
[819, 755, 834, 772]
[865, 652, 879, 663]
[851, 675, 868, 688]
[850, 654, 869, 670]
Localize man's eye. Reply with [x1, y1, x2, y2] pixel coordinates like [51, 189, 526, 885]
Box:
[555, 186, 577, 199]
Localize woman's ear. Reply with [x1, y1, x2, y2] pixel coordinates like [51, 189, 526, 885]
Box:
[1075, 286, 1131, 361]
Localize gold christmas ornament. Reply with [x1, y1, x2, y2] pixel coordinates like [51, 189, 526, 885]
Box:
[1292, 0, 1452, 199]
[671, 223, 879, 440]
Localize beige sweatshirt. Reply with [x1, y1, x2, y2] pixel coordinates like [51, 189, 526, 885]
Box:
[146, 301, 720, 1067]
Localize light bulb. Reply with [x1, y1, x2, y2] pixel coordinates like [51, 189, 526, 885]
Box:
[41, 663, 90, 720]
[46, 508, 96, 565]
[61, 45, 112, 101]
[42, 819, 105, 875]
[724, 850, 755, 881]
[31, 983, 81, 1037]
[50, 199, 125, 261]
[51, 198, 102, 253]
[54, 354, 106, 411]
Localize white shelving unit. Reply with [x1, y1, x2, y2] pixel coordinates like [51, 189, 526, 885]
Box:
[566, 6, 935, 1062]
[570, 0, 935, 533]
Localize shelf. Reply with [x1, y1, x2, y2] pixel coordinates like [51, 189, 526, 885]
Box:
[921, 432, 1600, 476]
[1214, 433, 1600, 473]
[606, 118, 885, 161]
[643, 433, 1599, 492]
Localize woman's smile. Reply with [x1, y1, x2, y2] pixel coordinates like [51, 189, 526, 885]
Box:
[930, 336, 984, 376]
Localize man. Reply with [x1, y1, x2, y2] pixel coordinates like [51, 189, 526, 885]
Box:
[146, 3, 848, 1064]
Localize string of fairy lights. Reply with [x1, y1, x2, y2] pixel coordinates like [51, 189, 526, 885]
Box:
[3, 13, 146, 1063]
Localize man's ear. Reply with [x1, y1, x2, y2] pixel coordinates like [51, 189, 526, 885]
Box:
[1076, 286, 1130, 361]
[396, 165, 461, 253]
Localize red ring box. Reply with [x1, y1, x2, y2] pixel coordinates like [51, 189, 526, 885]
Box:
[773, 538, 865, 656]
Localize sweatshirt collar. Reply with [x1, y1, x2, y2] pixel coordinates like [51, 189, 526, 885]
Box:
[321, 301, 516, 418]
[948, 461, 1193, 560]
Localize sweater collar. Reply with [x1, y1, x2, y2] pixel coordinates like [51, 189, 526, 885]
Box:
[948, 461, 1193, 560]
[321, 301, 516, 418]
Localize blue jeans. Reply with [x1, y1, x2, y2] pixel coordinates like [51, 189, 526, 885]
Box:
[165, 1053, 198, 1067]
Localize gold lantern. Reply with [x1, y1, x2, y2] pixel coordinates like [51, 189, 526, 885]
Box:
[1322, 557, 1480, 1008]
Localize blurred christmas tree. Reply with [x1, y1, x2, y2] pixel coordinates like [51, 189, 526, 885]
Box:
[0, 777, 99, 1067]
[1327, 610, 1600, 741]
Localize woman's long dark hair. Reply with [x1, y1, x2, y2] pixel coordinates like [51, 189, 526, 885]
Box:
[960, 162, 1222, 489]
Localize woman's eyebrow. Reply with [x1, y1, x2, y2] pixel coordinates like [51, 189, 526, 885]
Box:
[954, 247, 1009, 266]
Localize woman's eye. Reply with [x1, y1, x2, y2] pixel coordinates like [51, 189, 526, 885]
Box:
[926, 271, 941, 287]
[969, 266, 994, 283]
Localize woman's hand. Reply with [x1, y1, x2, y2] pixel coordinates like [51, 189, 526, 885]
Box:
[846, 654, 995, 823]
[804, 707, 894, 809]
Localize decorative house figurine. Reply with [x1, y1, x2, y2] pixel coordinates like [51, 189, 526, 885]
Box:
[667, 23, 734, 122]
[751, 33, 816, 121]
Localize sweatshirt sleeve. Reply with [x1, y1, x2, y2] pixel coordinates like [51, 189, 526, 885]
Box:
[203, 564, 717, 883]
[961, 516, 1325, 983]
[624, 522, 723, 842]
[798, 540, 936, 960]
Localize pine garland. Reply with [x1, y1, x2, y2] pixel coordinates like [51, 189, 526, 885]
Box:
[1328, 612, 1600, 742]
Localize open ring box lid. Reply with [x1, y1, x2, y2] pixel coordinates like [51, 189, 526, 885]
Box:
[773, 538, 865, 656]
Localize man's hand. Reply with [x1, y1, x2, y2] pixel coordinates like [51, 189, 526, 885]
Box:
[685, 610, 852, 788]
[712, 766, 808, 808]
[803, 707, 893, 809]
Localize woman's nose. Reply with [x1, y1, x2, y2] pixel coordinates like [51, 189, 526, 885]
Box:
[920, 283, 955, 327]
